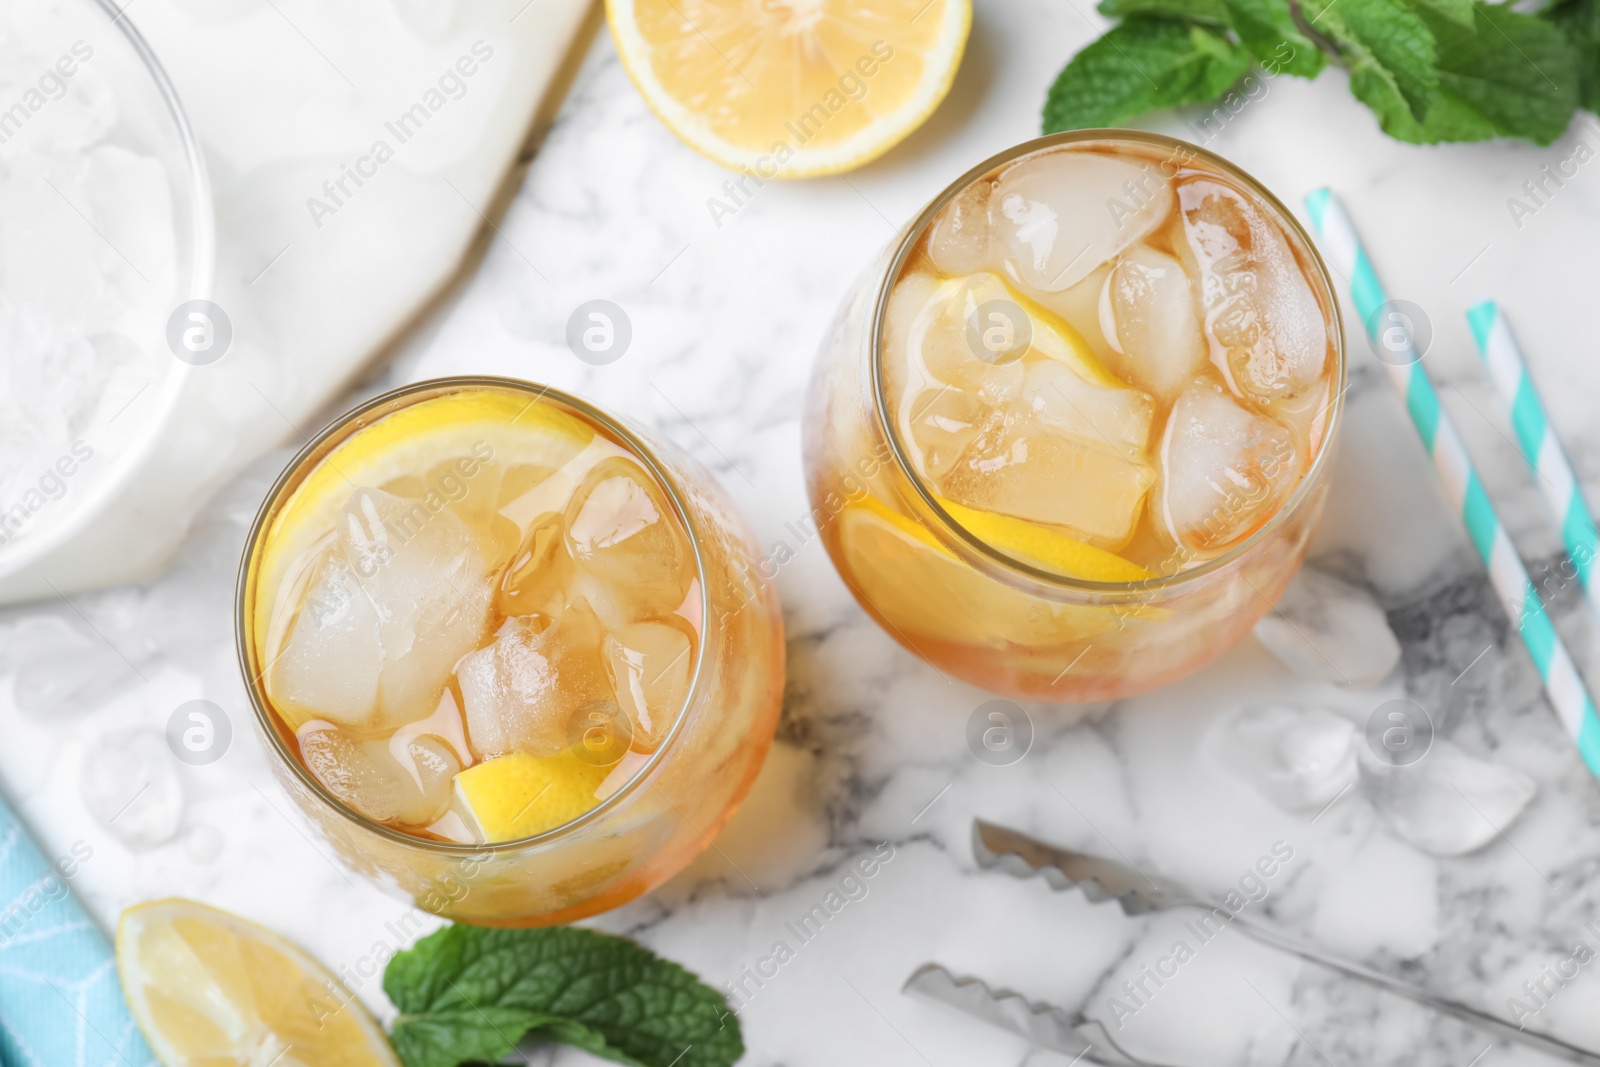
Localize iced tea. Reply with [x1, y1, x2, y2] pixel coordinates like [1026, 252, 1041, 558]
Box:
[804, 132, 1344, 701]
[239, 379, 783, 925]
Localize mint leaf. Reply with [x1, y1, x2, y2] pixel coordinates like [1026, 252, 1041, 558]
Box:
[1543, 0, 1600, 112]
[1096, 0, 1232, 25]
[1411, 0, 1476, 28]
[1219, 0, 1327, 77]
[384, 925, 742, 1067]
[1359, 2, 1579, 144]
[1043, 16, 1253, 132]
[1305, 0, 1438, 120]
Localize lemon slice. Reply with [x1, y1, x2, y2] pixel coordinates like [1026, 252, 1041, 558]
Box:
[935, 496, 1152, 582]
[453, 751, 612, 843]
[953, 273, 1124, 388]
[836, 497, 1130, 648]
[117, 899, 400, 1067]
[607, 0, 971, 178]
[252, 390, 593, 651]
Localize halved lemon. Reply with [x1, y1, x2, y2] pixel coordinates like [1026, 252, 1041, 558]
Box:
[836, 497, 1135, 648]
[117, 899, 400, 1067]
[608, 0, 971, 178]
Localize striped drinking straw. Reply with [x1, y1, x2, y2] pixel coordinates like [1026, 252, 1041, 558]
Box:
[1304, 188, 1600, 776]
[1465, 301, 1600, 620]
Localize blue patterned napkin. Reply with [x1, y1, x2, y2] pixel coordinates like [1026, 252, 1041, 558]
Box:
[0, 796, 155, 1066]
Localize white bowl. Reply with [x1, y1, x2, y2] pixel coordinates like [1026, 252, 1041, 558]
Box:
[0, 0, 213, 600]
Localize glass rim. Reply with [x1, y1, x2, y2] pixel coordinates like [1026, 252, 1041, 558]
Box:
[869, 128, 1348, 595]
[234, 376, 713, 855]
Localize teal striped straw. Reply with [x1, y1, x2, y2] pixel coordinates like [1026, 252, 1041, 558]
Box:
[1305, 189, 1600, 776]
[1465, 302, 1600, 619]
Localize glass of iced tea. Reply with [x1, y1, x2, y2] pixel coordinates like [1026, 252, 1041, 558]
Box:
[804, 131, 1344, 702]
[237, 378, 784, 926]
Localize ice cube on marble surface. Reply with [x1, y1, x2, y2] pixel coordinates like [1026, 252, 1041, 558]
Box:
[1361, 740, 1537, 856]
[0, 614, 139, 720]
[1255, 565, 1401, 688]
[1206, 704, 1358, 812]
[80, 730, 183, 849]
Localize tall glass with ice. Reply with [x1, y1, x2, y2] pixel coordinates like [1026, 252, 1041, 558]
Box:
[804, 131, 1345, 701]
[237, 378, 783, 926]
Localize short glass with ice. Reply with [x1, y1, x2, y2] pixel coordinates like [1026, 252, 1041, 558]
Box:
[804, 132, 1345, 701]
[237, 379, 783, 925]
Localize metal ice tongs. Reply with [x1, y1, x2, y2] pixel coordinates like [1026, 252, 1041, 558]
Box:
[903, 820, 1600, 1067]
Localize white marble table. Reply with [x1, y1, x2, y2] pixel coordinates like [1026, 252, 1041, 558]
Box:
[6, 2, 1600, 1064]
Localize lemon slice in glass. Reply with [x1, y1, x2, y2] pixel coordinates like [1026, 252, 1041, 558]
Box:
[608, 0, 971, 178]
[452, 751, 613, 843]
[117, 899, 400, 1067]
[836, 497, 1142, 648]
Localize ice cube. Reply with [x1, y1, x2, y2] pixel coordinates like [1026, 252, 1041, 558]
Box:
[1177, 178, 1328, 402]
[385, 734, 461, 826]
[927, 180, 996, 276]
[497, 516, 569, 619]
[566, 458, 694, 617]
[1254, 566, 1401, 688]
[343, 487, 496, 719]
[3, 614, 139, 720]
[1021, 358, 1153, 458]
[903, 275, 1025, 401]
[298, 723, 405, 823]
[604, 618, 696, 752]
[82, 147, 177, 311]
[938, 406, 1155, 546]
[1102, 244, 1207, 399]
[1361, 741, 1537, 856]
[270, 488, 496, 734]
[81, 731, 183, 850]
[268, 547, 384, 730]
[1206, 705, 1357, 812]
[906, 387, 987, 481]
[456, 602, 613, 760]
[884, 270, 939, 366]
[992, 149, 1174, 292]
[423, 456, 519, 567]
[1156, 380, 1298, 553]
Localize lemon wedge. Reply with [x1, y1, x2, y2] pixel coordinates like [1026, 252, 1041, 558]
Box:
[936, 496, 1152, 582]
[453, 751, 612, 843]
[835, 496, 1132, 648]
[607, 0, 971, 178]
[117, 899, 400, 1067]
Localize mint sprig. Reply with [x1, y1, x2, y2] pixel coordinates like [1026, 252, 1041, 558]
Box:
[1545, 0, 1600, 111]
[1044, 0, 1586, 146]
[383, 925, 742, 1067]
[1043, 17, 1253, 130]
